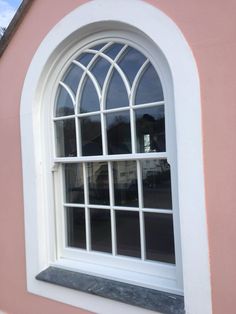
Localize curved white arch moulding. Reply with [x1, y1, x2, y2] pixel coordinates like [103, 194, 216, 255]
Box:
[20, 1, 212, 314]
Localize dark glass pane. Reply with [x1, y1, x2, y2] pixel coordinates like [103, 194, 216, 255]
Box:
[104, 43, 124, 59]
[107, 111, 131, 154]
[106, 70, 129, 109]
[119, 47, 146, 85]
[76, 53, 94, 66]
[135, 64, 164, 104]
[81, 115, 102, 156]
[80, 76, 100, 113]
[142, 159, 172, 209]
[90, 208, 112, 253]
[113, 161, 138, 207]
[144, 213, 175, 263]
[66, 207, 86, 249]
[55, 119, 77, 157]
[135, 106, 165, 153]
[63, 64, 83, 95]
[64, 164, 84, 204]
[116, 210, 140, 258]
[87, 162, 109, 205]
[91, 57, 110, 88]
[91, 43, 107, 51]
[55, 86, 74, 117]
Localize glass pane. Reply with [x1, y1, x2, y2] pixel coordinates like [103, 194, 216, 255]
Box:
[66, 207, 86, 249]
[116, 210, 141, 258]
[87, 162, 109, 205]
[91, 57, 110, 89]
[91, 43, 107, 51]
[113, 161, 138, 207]
[64, 164, 84, 204]
[90, 208, 112, 253]
[144, 213, 175, 263]
[63, 64, 83, 95]
[135, 64, 164, 104]
[76, 53, 94, 66]
[104, 43, 124, 59]
[80, 75, 100, 113]
[135, 106, 166, 153]
[106, 70, 129, 109]
[142, 159, 172, 209]
[55, 86, 74, 117]
[55, 119, 77, 157]
[80, 115, 102, 156]
[107, 111, 131, 154]
[119, 47, 146, 85]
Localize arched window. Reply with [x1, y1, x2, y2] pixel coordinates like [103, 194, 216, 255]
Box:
[52, 38, 180, 293]
[21, 1, 211, 313]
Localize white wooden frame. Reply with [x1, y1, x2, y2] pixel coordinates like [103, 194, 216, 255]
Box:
[20, 1, 212, 313]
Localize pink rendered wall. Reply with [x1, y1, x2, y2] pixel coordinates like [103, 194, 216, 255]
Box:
[0, 0, 235, 313]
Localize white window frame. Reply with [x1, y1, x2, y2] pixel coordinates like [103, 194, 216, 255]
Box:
[20, 1, 212, 313]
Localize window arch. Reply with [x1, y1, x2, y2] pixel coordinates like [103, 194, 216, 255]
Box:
[21, 1, 212, 314]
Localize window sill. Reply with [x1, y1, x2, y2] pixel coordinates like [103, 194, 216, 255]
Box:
[36, 267, 184, 314]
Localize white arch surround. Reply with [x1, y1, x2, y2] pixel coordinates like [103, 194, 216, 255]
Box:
[20, 1, 212, 313]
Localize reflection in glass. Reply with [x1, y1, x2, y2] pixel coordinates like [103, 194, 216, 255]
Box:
[113, 161, 138, 207]
[76, 53, 93, 66]
[91, 43, 107, 51]
[80, 75, 100, 113]
[64, 164, 84, 204]
[91, 57, 110, 88]
[106, 111, 131, 154]
[87, 162, 109, 205]
[80, 115, 102, 156]
[66, 207, 86, 249]
[104, 43, 124, 59]
[90, 208, 112, 253]
[136, 106, 166, 153]
[55, 86, 74, 117]
[135, 64, 164, 104]
[55, 119, 77, 157]
[119, 47, 146, 85]
[63, 64, 83, 95]
[144, 213, 175, 263]
[106, 70, 129, 109]
[142, 159, 172, 209]
[116, 210, 141, 258]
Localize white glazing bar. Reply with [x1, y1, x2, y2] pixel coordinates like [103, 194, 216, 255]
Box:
[137, 160, 146, 260]
[83, 163, 91, 251]
[75, 117, 81, 156]
[53, 115, 76, 121]
[108, 161, 116, 256]
[142, 208, 173, 214]
[131, 101, 165, 109]
[63, 203, 85, 208]
[130, 59, 149, 106]
[59, 81, 76, 106]
[55, 152, 167, 163]
[130, 107, 136, 154]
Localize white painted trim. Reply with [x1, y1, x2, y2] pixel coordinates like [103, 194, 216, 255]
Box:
[20, 0, 212, 313]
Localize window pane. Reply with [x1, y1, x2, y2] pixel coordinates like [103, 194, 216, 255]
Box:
[135, 64, 163, 104]
[90, 208, 112, 253]
[135, 106, 165, 153]
[118, 47, 146, 85]
[66, 207, 86, 249]
[64, 164, 84, 204]
[91, 57, 110, 89]
[80, 75, 100, 113]
[107, 111, 131, 154]
[55, 86, 74, 117]
[63, 64, 83, 95]
[144, 213, 175, 263]
[142, 159, 172, 209]
[80, 115, 102, 156]
[87, 162, 109, 205]
[116, 210, 141, 258]
[106, 70, 129, 109]
[76, 53, 94, 66]
[113, 161, 138, 207]
[55, 119, 77, 157]
[104, 43, 124, 59]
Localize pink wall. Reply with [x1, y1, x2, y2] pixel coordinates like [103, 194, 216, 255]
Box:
[0, 0, 235, 313]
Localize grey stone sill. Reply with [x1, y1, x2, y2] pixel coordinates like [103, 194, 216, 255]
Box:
[36, 266, 185, 314]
